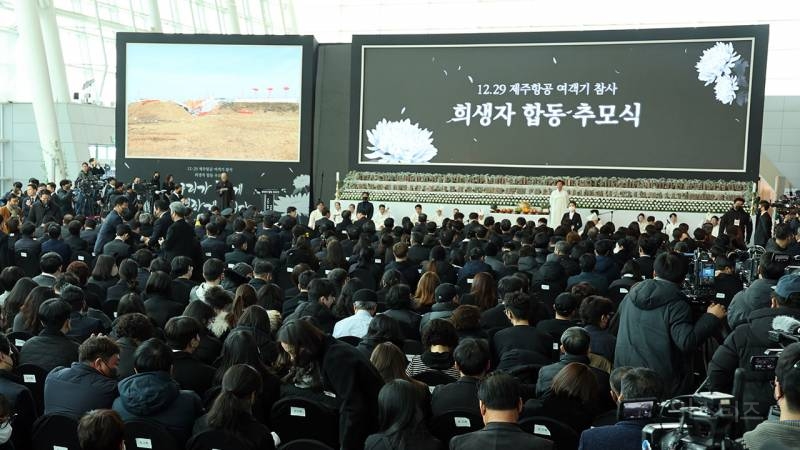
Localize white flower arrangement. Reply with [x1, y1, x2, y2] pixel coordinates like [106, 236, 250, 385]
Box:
[364, 119, 438, 163]
[273, 192, 310, 213]
[696, 42, 748, 106]
[292, 174, 311, 191]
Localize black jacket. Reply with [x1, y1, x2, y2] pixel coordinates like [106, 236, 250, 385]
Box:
[450, 422, 553, 450]
[106, 280, 139, 304]
[430, 376, 481, 418]
[0, 370, 37, 450]
[708, 306, 800, 417]
[753, 212, 772, 247]
[319, 336, 384, 450]
[27, 201, 62, 227]
[561, 211, 583, 232]
[614, 278, 722, 396]
[491, 325, 553, 367]
[113, 371, 203, 445]
[44, 362, 118, 418]
[385, 260, 421, 291]
[365, 431, 442, 450]
[286, 301, 337, 334]
[170, 278, 198, 305]
[719, 207, 753, 243]
[225, 249, 254, 266]
[162, 219, 201, 264]
[535, 354, 613, 409]
[149, 212, 173, 245]
[171, 351, 215, 397]
[381, 309, 422, 341]
[282, 292, 308, 317]
[64, 234, 88, 253]
[193, 413, 274, 450]
[201, 236, 228, 261]
[103, 238, 130, 261]
[144, 294, 185, 328]
[19, 329, 80, 372]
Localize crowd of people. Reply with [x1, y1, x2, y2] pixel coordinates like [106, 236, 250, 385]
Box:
[0, 177, 800, 450]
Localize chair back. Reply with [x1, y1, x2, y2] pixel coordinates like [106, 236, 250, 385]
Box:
[608, 285, 630, 306]
[102, 299, 120, 319]
[412, 370, 456, 386]
[15, 248, 41, 277]
[32, 413, 81, 450]
[518, 416, 578, 450]
[185, 430, 252, 450]
[429, 410, 483, 444]
[16, 363, 49, 415]
[6, 331, 35, 349]
[124, 419, 179, 450]
[278, 439, 335, 450]
[337, 336, 361, 346]
[270, 396, 339, 448]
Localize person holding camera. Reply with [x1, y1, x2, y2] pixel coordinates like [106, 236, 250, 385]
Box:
[615, 252, 727, 397]
[708, 273, 800, 419]
[741, 341, 800, 450]
[727, 252, 786, 329]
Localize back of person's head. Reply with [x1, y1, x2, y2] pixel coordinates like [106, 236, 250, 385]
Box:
[60, 284, 85, 311]
[236, 305, 272, 333]
[370, 342, 412, 383]
[208, 364, 263, 431]
[421, 318, 458, 349]
[654, 252, 687, 283]
[620, 367, 663, 401]
[478, 372, 521, 411]
[133, 338, 173, 373]
[115, 312, 154, 343]
[204, 285, 233, 310]
[578, 253, 596, 272]
[776, 342, 800, 412]
[253, 259, 273, 277]
[553, 292, 578, 316]
[0, 266, 25, 293]
[38, 298, 72, 330]
[297, 269, 316, 290]
[78, 336, 120, 363]
[385, 283, 412, 310]
[454, 338, 490, 377]
[40, 252, 63, 275]
[202, 258, 226, 282]
[551, 362, 598, 405]
[144, 271, 171, 296]
[78, 409, 124, 450]
[560, 326, 591, 355]
[760, 252, 788, 280]
[392, 242, 409, 259]
[450, 304, 482, 331]
[376, 379, 424, 439]
[497, 275, 524, 298]
[579, 295, 615, 327]
[117, 293, 145, 317]
[364, 314, 404, 347]
[47, 224, 61, 240]
[609, 366, 634, 397]
[170, 256, 192, 278]
[276, 319, 326, 368]
[503, 291, 530, 320]
[308, 278, 335, 303]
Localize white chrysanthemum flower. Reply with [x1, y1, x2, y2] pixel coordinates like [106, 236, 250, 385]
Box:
[714, 74, 739, 105]
[364, 118, 438, 164]
[696, 42, 741, 86]
[273, 193, 310, 214]
[292, 174, 310, 190]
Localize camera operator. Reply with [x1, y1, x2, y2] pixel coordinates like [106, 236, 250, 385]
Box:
[55, 179, 75, 216]
[741, 341, 800, 450]
[728, 252, 786, 329]
[708, 274, 800, 419]
[766, 223, 800, 257]
[88, 157, 105, 177]
[615, 252, 727, 397]
[713, 255, 744, 306]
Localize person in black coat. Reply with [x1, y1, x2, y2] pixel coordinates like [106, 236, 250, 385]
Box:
[718, 197, 753, 244]
[102, 224, 132, 262]
[143, 271, 184, 329]
[215, 172, 235, 209]
[19, 298, 80, 372]
[165, 316, 216, 397]
[277, 319, 384, 450]
[753, 200, 773, 247]
[430, 338, 489, 419]
[145, 200, 173, 248]
[357, 192, 375, 221]
[26, 190, 62, 227]
[561, 201, 583, 232]
[64, 220, 89, 254]
[615, 253, 726, 397]
[450, 372, 553, 450]
[284, 279, 338, 334]
[490, 292, 553, 367]
[43, 335, 119, 419]
[201, 223, 228, 261]
[0, 334, 37, 450]
[161, 203, 201, 262]
[381, 284, 422, 341]
[225, 234, 254, 266]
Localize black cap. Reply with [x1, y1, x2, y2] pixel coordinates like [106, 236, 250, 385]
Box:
[435, 283, 461, 303]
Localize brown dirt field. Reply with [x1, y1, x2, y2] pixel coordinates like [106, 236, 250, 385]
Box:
[126, 100, 300, 161]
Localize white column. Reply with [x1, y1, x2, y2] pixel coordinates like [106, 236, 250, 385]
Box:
[226, 0, 241, 33]
[37, 0, 70, 103]
[147, 0, 163, 32]
[15, 0, 66, 182]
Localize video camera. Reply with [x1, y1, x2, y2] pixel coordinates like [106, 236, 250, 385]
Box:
[642, 392, 741, 450]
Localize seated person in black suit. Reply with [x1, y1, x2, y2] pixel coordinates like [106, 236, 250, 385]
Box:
[450, 372, 553, 450]
[164, 315, 216, 397]
[490, 292, 553, 367]
[579, 367, 663, 450]
[0, 334, 37, 450]
[19, 298, 80, 371]
[170, 256, 197, 305]
[536, 292, 581, 343]
[61, 284, 104, 343]
[77, 409, 125, 450]
[431, 338, 490, 418]
[535, 327, 613, 409]
[225, 233, 254, 267]
[102, 224, 131, 263]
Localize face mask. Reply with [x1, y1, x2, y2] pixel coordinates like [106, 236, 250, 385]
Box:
[0, 424, 12, 444]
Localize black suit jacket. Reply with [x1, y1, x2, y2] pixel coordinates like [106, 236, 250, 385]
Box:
[225, 249, 254, 266]
[0, 370, 37, 450]
[431, 376, 481, 418]
[27, 201, 62, 226]
[561, 211, 583, 231]
[171, 351, 215, 397]
[315, 217, 335, 232]
[65, 234, 88, 253]
[149, 212, 173, 245]
[170, 278, 197, 305]
[103, 239, 130, 261]
[450, 422, 554, 450]
[79, 229, 98, 248]
[753, 212, 772, 247]
[201, 236, 227, 261]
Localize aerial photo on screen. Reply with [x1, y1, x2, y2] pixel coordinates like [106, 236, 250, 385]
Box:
[125, 43, 303, 161]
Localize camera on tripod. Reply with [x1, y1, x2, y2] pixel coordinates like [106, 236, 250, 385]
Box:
[643, 392, 739, 450]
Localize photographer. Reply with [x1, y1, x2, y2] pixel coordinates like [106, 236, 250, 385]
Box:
[727, 252, 785, 329]
[766, 223, 800, 257]
[741, 341, 800, 450]
[708, 274, 800, 418]
[615, 252, 726, 396]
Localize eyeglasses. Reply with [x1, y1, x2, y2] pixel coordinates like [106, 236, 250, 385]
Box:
[0, 413, 17, 429]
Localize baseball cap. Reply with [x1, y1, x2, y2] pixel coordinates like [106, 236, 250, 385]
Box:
[435, 283, 461, 303]
[352, 289, 378, 305]
[773, 273, 800, 298]
[554, 292, 578, 314]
